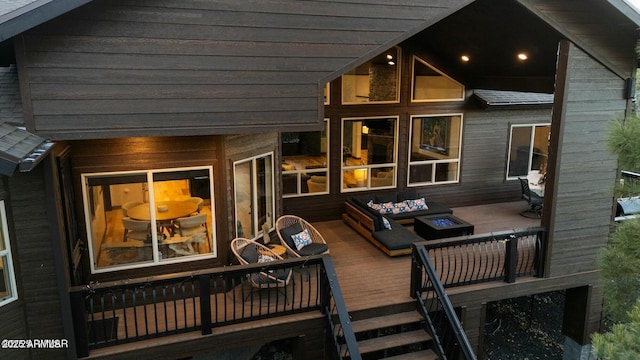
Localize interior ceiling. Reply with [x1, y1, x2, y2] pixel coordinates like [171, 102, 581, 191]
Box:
[404, 0, 564, 93]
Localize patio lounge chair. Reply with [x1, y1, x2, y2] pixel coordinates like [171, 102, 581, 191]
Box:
[230, 238, 292, 290]
[275, 215, 329, 257]
[519, 177, 543, 218]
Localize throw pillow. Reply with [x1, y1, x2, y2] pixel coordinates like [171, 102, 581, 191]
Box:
[291, 229, 312, 250]
[407, 197, 428, 211]
[257, 254, 276, 263]
[279, 223, 304, 250]
[382, 216, 392, 230]
[392, 201, 410, 214]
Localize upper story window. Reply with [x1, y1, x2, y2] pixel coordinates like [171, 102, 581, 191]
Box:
[282, 120, 329, 197]
[0, 200, 18, 307]
[408, 114, 463, 186]
[341, 116, 398, 192]
[324, 83, 330, 105]
[82, 167, 216, 273]
[507, 124, 550, 180]
[342, 47, 400, 104]
[411, 56, 464, 102]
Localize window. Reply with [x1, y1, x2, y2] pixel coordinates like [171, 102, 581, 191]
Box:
[342, 47, 400, 104]
[408, 114, 463, 185]
[282, 120, 329, 197]
[0, 200, 17, 306]
[234, 153, 275, 240]
[82, 167, 216, 273]
[411, 56, 464, 102]
[506, 124, 550, 180]
[324, 83, 330, 105]
[341, 117, 398, 191]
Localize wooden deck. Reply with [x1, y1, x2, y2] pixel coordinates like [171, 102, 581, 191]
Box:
[315, 200, 540, 313]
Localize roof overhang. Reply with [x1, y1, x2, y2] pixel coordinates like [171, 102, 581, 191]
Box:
[0, 123, 53, 176]
[0, 0, 92, 42]
[473, 89, 554, 108]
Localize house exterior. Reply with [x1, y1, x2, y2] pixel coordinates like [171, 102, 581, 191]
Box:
[0, 0, 638, 359]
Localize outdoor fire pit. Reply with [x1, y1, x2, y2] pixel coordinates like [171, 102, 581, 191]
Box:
[414, 214, 474, 240]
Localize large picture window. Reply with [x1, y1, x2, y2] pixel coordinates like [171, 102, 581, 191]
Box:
[506, 124, 550, 180]
[0, 200, 18, 307]
[282, 120, 329, 197]
[342, 47, 400, 104]
[408, 114, 463, 185]
[341, 116, 398, 191]
[82, 167, 216, 273]
[234, 153, 275, 240]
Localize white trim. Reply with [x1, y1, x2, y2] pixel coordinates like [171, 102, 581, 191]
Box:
[82, 166, 217, 274]
[407, 113, 464, 187]
[0, 200, 18, 307]
[505, 123, 551, 181]
[341, 47, 402, 105]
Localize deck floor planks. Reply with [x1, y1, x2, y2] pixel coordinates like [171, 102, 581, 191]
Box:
[91, 201, 539, 349]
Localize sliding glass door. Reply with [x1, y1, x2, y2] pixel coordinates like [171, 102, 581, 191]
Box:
[234, 152, 274, 240]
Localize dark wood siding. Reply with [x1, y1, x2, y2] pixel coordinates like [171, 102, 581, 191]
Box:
[546, 42, 625, 277]
[285, 105, 553, 222]
[6, 168, 68, 359]
[16, 0, 469, 140]
[519, 0, 638, 79]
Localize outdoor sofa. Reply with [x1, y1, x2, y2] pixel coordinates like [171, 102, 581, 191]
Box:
[342, 189, 452, 256]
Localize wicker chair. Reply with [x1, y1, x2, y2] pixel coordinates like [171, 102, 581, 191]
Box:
[275, 215, 329, 257]
[230, 238, 292, 290]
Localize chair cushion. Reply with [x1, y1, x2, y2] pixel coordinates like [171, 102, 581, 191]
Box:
[295, 242, 329, 256]
[291, 229, 312, 250]
[258, 254, 276, 263]
[279, 223, 303, 250]
[240, 244, 259, 263]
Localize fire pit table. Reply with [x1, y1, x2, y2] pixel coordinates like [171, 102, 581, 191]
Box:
[414, 214, 474, 240]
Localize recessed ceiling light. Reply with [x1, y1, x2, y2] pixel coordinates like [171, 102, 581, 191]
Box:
[461, 55, 470, 62]
[386, 54, 393, 60]
[517, 52, 528, 61]
[387, 61, 395, 66]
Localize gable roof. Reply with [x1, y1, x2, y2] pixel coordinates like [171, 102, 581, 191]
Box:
[0, 0, 92, 42]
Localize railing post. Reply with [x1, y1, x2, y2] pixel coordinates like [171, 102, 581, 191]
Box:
[69, 289, 89, 358]
[504, 236, 518, 283]
[199, 274, 212, 335]
[410, 245, 423, 298]
[534, 230, 547, 278]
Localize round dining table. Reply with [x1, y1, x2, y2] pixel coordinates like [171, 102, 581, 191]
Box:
[127, 201, 198, 221]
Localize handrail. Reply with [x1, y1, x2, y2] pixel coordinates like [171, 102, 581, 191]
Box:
[412, 245, 476, 360]
[69, 255, 359, 359]
[418, 227, 547, 288]
[320, 257, 362, 360]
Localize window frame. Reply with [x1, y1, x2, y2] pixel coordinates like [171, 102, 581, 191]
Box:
[411, 55, 465, 103]
[81, 166, 217, 274]
[233, 152, 276, 240]
[0, 200, 18, 307]
[506, 123, 551, 181]
[282, 120, 330, 198]
[341, 47, 401, 105]
[341, 116, 399, 193]
[407, 114, 464, 187]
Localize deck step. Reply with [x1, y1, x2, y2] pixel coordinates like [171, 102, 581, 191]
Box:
[384, 349, 439, 360]
[351, 311, 424, 334]
[357, 329, 432, 355]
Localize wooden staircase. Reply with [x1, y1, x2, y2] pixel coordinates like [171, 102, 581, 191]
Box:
[348, 309, 439, 359]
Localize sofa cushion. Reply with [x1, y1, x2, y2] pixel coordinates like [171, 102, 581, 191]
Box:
[375, 192, 398, 203]
[296, 242, 329, 256]
[279, 223, 303, 250]
[372, 219, 417, 251]
[291, 229, 312, 250]
[398, 189, 419, 201]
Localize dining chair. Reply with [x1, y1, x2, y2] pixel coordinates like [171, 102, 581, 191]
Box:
[122, 217, 151, 242]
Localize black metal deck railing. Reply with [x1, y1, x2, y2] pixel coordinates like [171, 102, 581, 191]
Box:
[411, 244, 476, 360]
[69, 255, 360, 359]
[416, 227, 547, 288]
